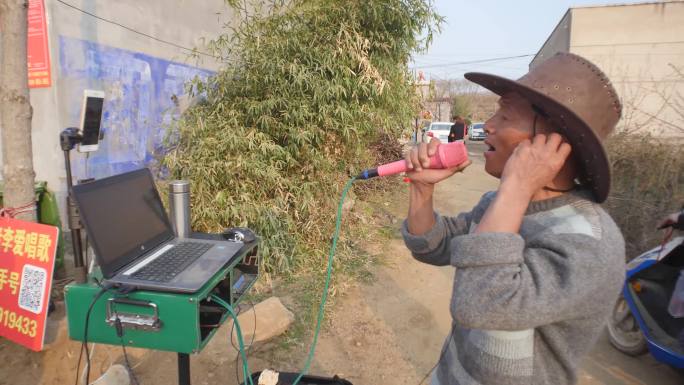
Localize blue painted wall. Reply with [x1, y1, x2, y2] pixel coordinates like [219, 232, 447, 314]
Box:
[59, 36, 212, 179]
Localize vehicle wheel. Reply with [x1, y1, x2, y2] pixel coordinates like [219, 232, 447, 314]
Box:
[607, 295, 648, 356]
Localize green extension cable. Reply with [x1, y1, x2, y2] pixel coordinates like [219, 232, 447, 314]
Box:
[291, 177, 356, 385]
[210, 294, 254, 385]
[212, 177, 356, 385]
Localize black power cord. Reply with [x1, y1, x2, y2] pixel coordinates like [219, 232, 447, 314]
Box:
[74, 282, 114, 385]
[73, 343, 84, 385]
[417, 363, 436, 385]
[121, 343, 140, 385]
[115, 317, 140, 385]
[416, 323, 456, 385]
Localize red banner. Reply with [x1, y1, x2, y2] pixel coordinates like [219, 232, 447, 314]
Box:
[0, 217, 58, 351]
[27, 0, 51, 88]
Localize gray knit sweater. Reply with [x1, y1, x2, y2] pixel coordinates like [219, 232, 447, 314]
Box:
[402, 190, 625, 385]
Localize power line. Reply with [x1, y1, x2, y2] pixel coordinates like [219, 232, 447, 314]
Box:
[55, 0, 221, 60]
[410, 54, 535, 69]
[415, 52, 684, 64]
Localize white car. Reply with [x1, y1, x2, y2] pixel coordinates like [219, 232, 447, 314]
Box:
[425, 122, 454, 143]
[469, 122, 486, 140]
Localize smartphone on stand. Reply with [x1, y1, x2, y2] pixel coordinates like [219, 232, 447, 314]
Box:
[77, 90, 105, 153]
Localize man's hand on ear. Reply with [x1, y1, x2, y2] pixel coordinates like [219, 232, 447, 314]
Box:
[500, 133, 572, 200]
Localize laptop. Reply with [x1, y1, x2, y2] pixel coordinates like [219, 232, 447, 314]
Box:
[72, 168, 244, 293]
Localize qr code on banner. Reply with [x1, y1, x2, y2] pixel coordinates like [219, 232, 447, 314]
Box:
[18, 264, 47, 314]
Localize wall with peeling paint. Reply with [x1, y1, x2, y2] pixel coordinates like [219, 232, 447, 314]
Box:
[57, 36, 212, 177]
[9, 0, 236, 229]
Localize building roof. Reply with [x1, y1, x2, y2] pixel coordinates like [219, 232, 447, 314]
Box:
[531, 9, 571, 66]
[570, 1, 682, 10]
[531, 1, 684, 66]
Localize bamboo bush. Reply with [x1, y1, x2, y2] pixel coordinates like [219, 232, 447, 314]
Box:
[162, 0, 441, 274]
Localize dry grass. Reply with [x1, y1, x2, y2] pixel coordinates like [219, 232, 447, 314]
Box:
[604, 131, 684, 258]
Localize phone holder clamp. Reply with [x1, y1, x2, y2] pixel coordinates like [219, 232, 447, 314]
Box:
[60, 127, 82, 152]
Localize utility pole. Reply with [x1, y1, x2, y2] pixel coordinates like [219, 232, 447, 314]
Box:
[0, 0, 37, 222]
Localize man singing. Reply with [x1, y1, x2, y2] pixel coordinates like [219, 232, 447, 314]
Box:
[402, 52, 625, 385]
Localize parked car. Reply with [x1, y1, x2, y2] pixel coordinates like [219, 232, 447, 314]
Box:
[425, 122, 454, 143]
[469, 122, 486, 140]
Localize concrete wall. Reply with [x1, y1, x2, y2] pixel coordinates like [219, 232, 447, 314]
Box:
[5, 0, 237, 225]
[570, 2, 684, 136]
[532, 1, 684, 137]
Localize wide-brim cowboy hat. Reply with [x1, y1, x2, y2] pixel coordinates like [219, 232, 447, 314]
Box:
[464, 52, 622, 203]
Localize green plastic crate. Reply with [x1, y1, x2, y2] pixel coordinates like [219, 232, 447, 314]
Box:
[64, 240, 259, 353]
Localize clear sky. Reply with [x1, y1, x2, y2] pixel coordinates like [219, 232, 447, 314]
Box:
[411, 0, 651, 81]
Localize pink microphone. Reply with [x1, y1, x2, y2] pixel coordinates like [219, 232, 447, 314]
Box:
[357, 141, 468, 179]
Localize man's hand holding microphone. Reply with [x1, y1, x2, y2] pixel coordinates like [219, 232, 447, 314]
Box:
[404, 139, 471, 235]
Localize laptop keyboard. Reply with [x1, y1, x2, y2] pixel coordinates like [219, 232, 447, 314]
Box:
[131, 242, 213, 282]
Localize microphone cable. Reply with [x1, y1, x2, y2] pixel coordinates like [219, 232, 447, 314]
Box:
[290, 176, 357, 385]
[213, 176, 357, 385]
[210, 294, 254, 385]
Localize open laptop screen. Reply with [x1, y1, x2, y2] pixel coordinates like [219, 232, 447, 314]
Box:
[73, 168, 174, 278]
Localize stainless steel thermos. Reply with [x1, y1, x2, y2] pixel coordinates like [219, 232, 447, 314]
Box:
[169, 180, 191, 238]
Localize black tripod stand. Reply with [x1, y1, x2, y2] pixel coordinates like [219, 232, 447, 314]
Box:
[60, 127, 88, 284]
